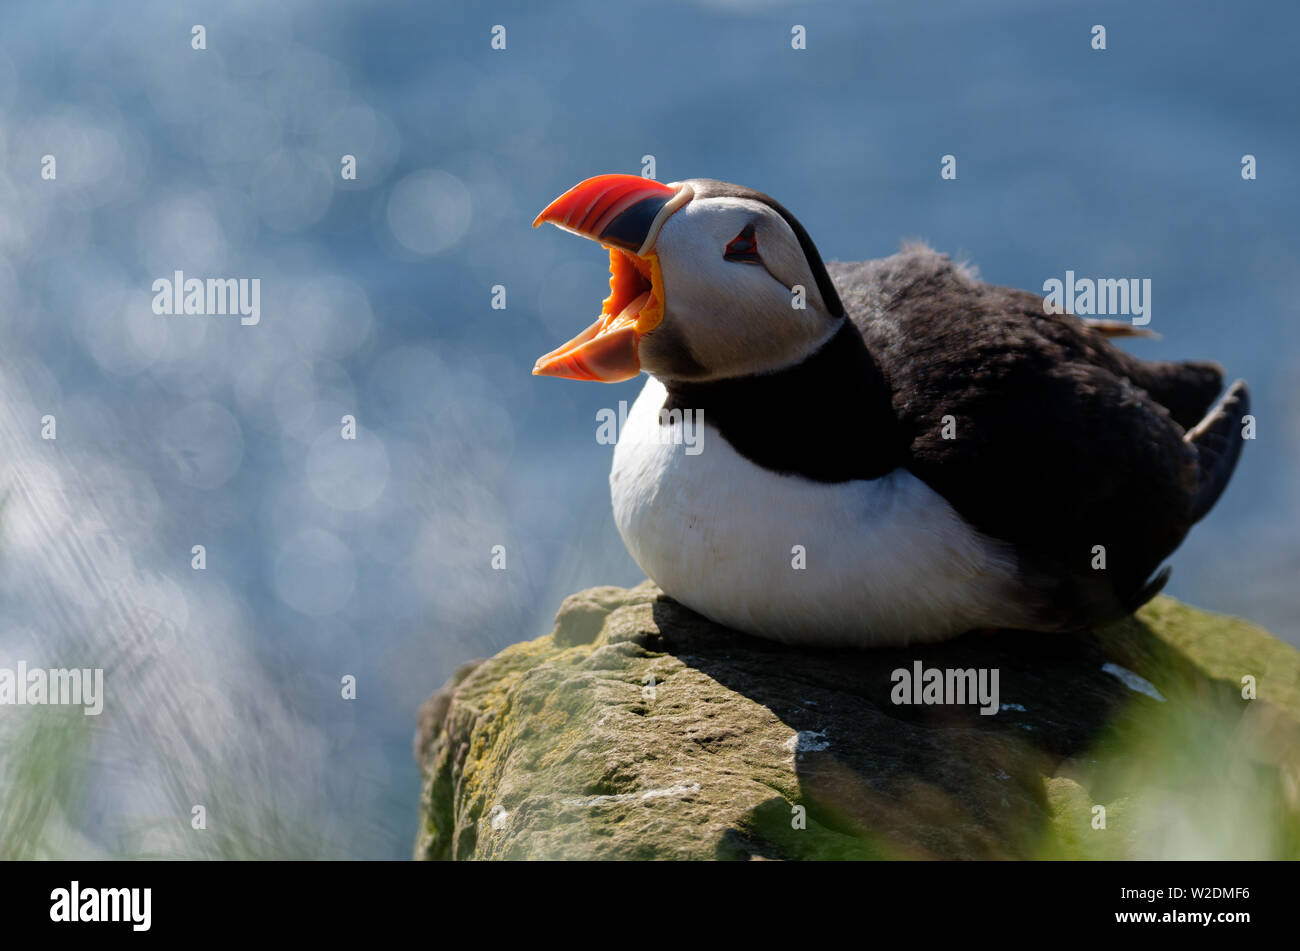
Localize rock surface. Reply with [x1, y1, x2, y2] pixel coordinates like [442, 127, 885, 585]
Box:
[415, 582, 1300, 860]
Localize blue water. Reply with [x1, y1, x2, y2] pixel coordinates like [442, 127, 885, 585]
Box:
[0, 0, 1294, 858]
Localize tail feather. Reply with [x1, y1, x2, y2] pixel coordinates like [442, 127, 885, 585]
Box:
[1082, 318, 1160, 339]
[1185, 379, 1250, 523]
[1134, 359, 1225, 431]
[1127, 565, 1171, 613]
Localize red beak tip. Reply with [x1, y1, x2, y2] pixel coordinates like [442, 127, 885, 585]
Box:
[533, 173, 678, 241]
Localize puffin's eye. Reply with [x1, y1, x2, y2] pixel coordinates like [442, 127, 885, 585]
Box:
[723, 223, 761, 264]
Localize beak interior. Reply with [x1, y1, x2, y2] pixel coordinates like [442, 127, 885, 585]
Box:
[604, 248, 660, 333]
[531, 248, 665, 382]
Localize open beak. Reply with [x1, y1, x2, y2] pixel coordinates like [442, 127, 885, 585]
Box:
[532, 174, 693, 382]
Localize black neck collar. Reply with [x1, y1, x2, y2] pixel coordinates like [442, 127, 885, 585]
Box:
[661, 320, 903, 483]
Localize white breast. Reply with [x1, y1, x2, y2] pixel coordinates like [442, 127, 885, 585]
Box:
[610, 378, 1032, 646]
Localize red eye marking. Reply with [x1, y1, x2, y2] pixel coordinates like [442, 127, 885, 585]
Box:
[724, 223, 760, 263]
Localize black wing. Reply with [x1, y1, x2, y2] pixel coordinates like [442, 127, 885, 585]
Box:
[831, 247, 1235, 627]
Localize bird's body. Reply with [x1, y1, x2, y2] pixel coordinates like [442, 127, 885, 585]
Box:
[533, 176, 1249, 646]
[612, 375, 1032, 645]
[610, 244, 1246, 645]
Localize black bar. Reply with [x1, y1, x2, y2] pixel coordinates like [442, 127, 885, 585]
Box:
[1, 859, 1285, 938]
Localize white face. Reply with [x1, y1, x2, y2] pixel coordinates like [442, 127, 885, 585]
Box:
[638, 192, 842, 383]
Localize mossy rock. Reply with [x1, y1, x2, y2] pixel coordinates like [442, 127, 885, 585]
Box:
[414, 582, 1300, 860]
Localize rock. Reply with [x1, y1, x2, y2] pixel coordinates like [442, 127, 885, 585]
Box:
[414, 581, 1300, 860]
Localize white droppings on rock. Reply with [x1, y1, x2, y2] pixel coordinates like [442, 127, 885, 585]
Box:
[1101, 662, 1167, 702]
[783, 730, 830, 755]
[641, 782, 701, 800]
[562, 782, 701, 807]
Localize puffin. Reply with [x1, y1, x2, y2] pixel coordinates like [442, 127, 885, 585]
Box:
[531, 174, 1250, 647]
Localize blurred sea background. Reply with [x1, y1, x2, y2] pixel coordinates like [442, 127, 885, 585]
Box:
[0, 0, 1295, 858]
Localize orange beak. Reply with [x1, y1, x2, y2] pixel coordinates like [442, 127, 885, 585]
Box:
[532, 174, 693, 382]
